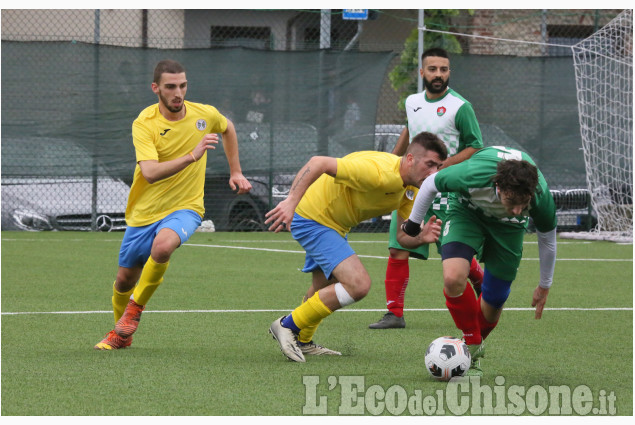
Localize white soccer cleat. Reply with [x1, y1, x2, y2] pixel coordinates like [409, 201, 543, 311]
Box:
[299, 341, 342, 356]
[269, 316, 306, 363]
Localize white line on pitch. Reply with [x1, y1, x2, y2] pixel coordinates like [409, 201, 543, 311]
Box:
[2, 307, 631, 316]
[183, 243, 632, 261]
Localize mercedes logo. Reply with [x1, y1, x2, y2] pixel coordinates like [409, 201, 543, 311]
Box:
[96, 215, 114, 232]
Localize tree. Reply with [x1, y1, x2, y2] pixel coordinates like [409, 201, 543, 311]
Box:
[389, 10, 468, 111]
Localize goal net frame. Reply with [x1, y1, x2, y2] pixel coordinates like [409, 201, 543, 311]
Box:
[560, 9, 633, 243]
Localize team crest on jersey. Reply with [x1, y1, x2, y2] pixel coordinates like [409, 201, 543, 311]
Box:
[437, 106, 446, 116]
[406, 189, 415, 200]
[196, 119, 207, 131]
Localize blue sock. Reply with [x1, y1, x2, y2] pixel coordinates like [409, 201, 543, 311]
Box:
[281, 314, 301, 333]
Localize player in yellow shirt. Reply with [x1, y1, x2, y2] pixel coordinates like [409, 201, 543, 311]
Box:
[95, 59, 252, 350]
[265, 132, 447, 362]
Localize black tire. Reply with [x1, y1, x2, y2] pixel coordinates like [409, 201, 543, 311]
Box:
[228, 202, 266, 232]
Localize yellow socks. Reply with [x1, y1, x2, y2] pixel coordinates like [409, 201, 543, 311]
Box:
[112, 282, 134, 323]
[299, 295, 322, 344]
[133, 256, 169, 306]
[292, 291, 332, 342]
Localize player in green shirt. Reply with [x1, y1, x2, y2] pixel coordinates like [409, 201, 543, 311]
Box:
[402, 146, 558, 376]
[370, 47, 484, 330]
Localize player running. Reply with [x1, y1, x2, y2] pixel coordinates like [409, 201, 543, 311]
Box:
[95, 59, 251, 350]
[265, 132, 448, 362]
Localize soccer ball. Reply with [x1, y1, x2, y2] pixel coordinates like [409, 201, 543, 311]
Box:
[425, 336, 471, 381]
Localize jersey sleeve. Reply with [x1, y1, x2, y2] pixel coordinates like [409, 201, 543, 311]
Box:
[455, 102, 484, 150]
[433, 160, 472, 194]
[529, 170, 558, 232]
[132, 119, 159, 162]
[206, 105, 228, 134]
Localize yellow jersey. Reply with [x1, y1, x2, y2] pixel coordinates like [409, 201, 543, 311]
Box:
[295, 151, 416, 236]
[125, 100, 227, 226]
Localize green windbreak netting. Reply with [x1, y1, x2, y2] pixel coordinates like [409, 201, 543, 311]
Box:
[1, 41, 395, 182]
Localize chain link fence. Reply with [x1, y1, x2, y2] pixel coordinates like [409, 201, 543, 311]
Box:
[1, 9, 625, 232]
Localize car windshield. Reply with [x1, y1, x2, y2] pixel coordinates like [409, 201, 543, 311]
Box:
[1, 137, 110, 178]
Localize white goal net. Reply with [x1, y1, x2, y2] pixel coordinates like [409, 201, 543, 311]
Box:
[561, 9, 634, 243]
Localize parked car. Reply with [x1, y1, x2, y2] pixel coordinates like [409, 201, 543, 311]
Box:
[1, 137, 129, 231]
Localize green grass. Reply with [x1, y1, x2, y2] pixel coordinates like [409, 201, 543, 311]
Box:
[1, 231, 632, 415]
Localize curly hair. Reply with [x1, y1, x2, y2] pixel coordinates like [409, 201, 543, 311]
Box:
[492, 160, 539, 203]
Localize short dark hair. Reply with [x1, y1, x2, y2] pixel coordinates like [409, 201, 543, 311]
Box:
[408, 131, 448, 161]
[153, 60, 186, 84]
[421, 47, 450, 63]
[492, 160, 539, 203]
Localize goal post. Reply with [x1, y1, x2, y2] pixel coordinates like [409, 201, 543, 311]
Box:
[561, 9, 633, 243]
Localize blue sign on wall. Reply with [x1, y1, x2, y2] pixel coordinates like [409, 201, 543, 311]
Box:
[343, 9, 368, 20]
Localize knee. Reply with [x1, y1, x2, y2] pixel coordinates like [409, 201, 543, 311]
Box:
[345, 276, 371, 301]
[389, 248, 409, 260]
[443, 269, 467, 297]
[151, 238, 178, 263]
[116, 269, 138, 291]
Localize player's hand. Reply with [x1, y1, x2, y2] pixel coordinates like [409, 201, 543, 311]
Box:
[264, 199, 293, 233]
[229, 172, 252, 195]
[192, 133, 219, 160]
[531, 286, 550, 319]
[419, 215, 442, 244]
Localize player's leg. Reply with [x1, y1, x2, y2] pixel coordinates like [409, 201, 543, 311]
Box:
[297, 271, 342, 355]
[116, 210, 201, 339]
[468, 222, 524, 375]
[475, 223, 524, 342]
[95, 221, 157, 350]
[469, 257, 484, 296]
[370, 210, 429, 329]
[270, 214, 356, 361]
[442, 253, 481, 345]
[286, 253, 368, 342]
[95, 273, 143, 350]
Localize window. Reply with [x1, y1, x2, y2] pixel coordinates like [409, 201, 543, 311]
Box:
[211, 26, 271, 49]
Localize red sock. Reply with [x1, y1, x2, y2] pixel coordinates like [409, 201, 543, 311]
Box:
[384, 257, 409, 318]
[477, 295, 499, 340]
[444, 283, 481, 345]
[468, 258, 484, 287]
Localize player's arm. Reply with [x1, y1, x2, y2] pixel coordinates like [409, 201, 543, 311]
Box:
[138, 134, 219, 184]
[391, 127, 410, 156]
[264, 156, 337, 232]
[221, 119, 252, 194]
[440, 102, 483, 171]
[531, 185, 558, 319]
[532, 228, 556, 319]
[396, 212, 442, 247]
[439, 146, 479, 169]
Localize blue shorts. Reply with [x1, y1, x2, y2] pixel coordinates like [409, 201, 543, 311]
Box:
[290, 213, 355, 280]
[118, 209, 202, 268]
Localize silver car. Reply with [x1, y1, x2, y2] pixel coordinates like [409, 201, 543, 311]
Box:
[1, 137, 129, 231]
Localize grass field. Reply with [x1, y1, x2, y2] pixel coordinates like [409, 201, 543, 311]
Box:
[1, 230, 632, 416]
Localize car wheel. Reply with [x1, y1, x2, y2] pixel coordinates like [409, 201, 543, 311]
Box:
[228, 202, 266, 232]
